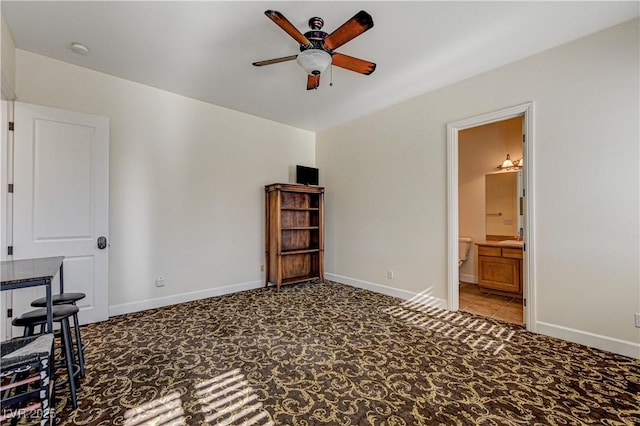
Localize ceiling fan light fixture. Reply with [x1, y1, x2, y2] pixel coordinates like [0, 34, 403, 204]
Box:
[297, 49, 332, 75]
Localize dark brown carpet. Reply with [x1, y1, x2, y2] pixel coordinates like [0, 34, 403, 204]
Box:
[32, 281, 640, 424]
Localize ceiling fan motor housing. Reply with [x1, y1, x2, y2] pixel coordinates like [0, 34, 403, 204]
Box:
[301, 31, 330, 52]
[299, 25, 333, 75]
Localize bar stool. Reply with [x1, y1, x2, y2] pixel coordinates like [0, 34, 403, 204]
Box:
[31, 292, 86, 379]
[12, 305, 81, 409]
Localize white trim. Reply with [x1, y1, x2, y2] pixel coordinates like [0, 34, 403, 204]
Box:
[1, 100, 13, 340]
[446, 102, 536, 331]
[459, 273, 477, 284]
[327, 272, 639, 359]
[536, 321, 640, 360]
[108, 280, 264, 317]
[522, 104, 536, 330]
[2, 100, 13, 262]
[446, 122, 459, 311]
[326, 273, 448, 309]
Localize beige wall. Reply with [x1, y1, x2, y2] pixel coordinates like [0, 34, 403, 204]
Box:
[1, 13, 16, 98]
[9, 15, 639, 357]
[458, 117, 523, 283]
[317, 19, 639, 357]
[15, 50, 315, 312]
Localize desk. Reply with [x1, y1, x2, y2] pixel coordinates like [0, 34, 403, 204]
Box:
[1, 257, 65, 333]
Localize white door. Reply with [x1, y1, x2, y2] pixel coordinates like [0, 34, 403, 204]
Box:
[11, 102, 109, 330]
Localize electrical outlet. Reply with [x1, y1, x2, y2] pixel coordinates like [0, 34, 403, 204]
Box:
[260, 264, 265, 272]
[387, 270, 394, 280]
[155, 277, 165, 287]
[635, 313, 640, 328]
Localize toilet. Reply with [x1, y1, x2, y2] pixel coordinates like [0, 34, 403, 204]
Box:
[459, 237, 472, 267]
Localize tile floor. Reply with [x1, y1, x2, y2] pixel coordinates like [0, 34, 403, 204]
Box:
[459, 281, 523, 325]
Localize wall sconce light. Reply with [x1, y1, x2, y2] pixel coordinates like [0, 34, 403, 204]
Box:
[497, 154, 523, 171]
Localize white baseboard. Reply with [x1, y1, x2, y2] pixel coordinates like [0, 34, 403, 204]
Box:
[536, 321, 640, 360]
[109, 279, 264, 317]
[107, 273, 639, 360]
[326, 273, 447, 309]
[459, 273, 477, 284]
[327, 273, 639, 359]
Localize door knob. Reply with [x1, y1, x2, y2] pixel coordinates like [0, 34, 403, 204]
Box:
[97, 236, 107, 249]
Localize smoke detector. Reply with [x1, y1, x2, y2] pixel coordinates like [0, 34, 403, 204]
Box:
[70, 42, 89, 56]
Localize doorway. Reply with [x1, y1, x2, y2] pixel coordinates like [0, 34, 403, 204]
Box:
[7, 102, 110, 338]
[446, 103, 536, 332]
[459, 116, 523, 324]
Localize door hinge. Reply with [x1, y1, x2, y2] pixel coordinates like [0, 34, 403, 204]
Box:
[7, 309, 12, 318]
[522, 134, 525, 143]
[8, 122, 14, 131]
[7, 184, 13, 193]
[523, 299, 527, 307]
[523, 243, 526, 251]
[522, 188, 525, 197]
[7, 246, 13, 255]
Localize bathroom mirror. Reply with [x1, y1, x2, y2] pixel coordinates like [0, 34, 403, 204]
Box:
[485, 171, 521, 239]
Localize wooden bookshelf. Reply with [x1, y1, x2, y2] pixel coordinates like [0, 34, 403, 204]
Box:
[265, 183, 324, 291]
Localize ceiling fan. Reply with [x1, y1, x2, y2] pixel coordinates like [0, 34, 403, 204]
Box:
[252, 10, 376, 90]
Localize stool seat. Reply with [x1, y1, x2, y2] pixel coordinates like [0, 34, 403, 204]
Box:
[31, 292, 86, 307]
[12, 305, 79, 327]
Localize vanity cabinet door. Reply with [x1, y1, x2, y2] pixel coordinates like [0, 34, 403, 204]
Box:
[478, 255, 520, 294]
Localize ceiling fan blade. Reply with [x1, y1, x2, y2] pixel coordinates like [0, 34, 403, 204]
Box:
[252, 55, 298, 67]
[265, 10, 312, 47]
[323, 10, 374, 51]
[331, 53, 376, 75]
[307, 74, 320, 90]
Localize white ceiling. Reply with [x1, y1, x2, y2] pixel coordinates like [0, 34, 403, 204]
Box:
[3, 1, 638, 131]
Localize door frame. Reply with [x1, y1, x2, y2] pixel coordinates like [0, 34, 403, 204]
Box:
[446, 102, 536, 331]
[10, 102, 110, 330]
[1, 100, 14, 340]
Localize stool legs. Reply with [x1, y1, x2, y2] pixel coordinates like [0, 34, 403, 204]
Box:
[13, 304, 84, 410]
[22, 319, 79, 410]
[70, 312, 86, 379]
[29, 294, 87, 383]
[60, 317, 78, 409]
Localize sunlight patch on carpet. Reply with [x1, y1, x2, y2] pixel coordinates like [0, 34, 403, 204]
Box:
[196, 369, 274, 425]
[384, 288, 514, 355]
[123, 391, 185, 426]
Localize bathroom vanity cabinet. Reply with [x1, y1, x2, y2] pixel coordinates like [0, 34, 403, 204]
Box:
[476, 241, 523, 298]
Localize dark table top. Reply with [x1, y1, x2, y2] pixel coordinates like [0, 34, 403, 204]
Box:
[1, 256, 64, 287]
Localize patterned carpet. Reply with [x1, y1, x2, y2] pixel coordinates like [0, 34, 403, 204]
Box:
[34, 281, 640, 424]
